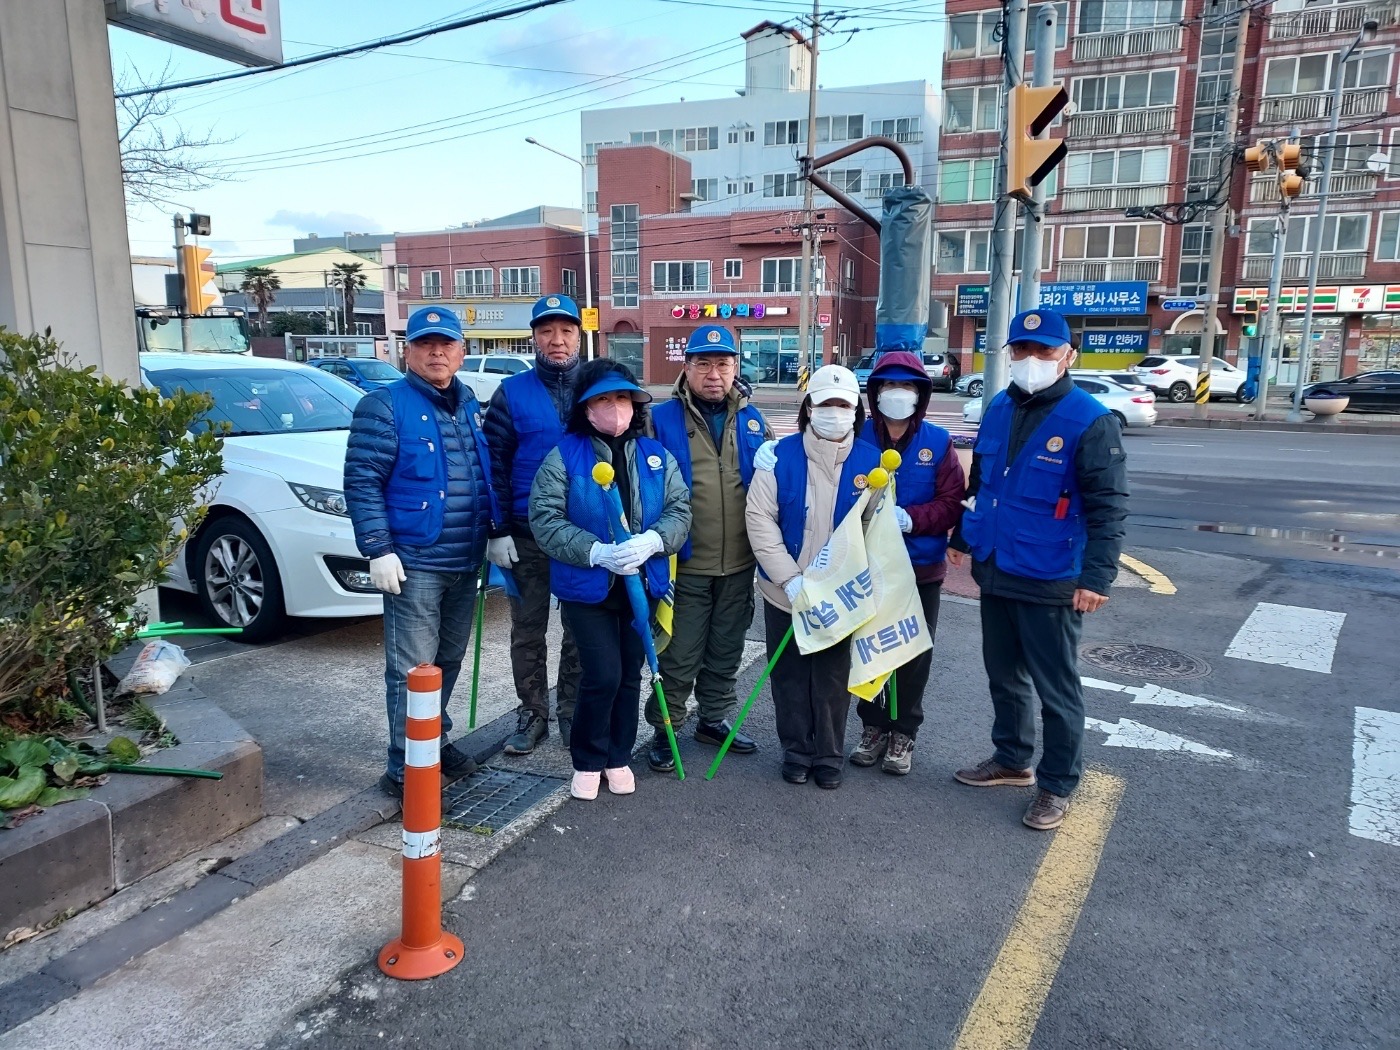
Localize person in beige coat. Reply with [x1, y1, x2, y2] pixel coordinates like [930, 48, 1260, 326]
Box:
[745, 365, 882, 790]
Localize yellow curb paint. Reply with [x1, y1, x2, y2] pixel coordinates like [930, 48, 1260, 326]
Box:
[1119, 553, 1177, 595]
[953, 769, 1126, 1050]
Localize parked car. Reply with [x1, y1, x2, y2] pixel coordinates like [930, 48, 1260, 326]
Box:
[854, 351, 960, 391]
[854, 353, 876, 390]
[1301, 370, 1400, 412]
[955, 371, 984, 397]
[1131, 355, 1246, 402]
[962, 376, 1156, 429]
[140, 352, 382, 642]
[955, 369, 1148, 399]
[456, 353, 533, 403]
[309, 356, 402, 392]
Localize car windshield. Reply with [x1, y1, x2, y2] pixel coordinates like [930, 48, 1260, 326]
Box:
[141, 316, 251, 354]
[1137, 357, 1168, 367]
[856, 355, 875, 369]
[146, 367, 361, 436]
[355, 360, 402, 380]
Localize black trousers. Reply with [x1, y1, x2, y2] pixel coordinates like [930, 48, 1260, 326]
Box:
[857, 580, 943, 739]
[764, 600, 852, 771]
[981, 593, 1085, 797]
[559, 600, 645, 773]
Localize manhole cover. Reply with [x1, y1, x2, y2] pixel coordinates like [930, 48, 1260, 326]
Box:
[442, 766, 566, 833]
[1079, 643, 1211, 681]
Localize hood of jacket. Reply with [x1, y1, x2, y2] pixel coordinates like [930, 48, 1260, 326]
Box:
[866, 350, 932, 434]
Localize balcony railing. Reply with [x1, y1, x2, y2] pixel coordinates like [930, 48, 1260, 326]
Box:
[1249, 171, 1379, 203]
[1058, 259, 1162, 282]
[1241, 253, 1369, 280]
[1060, 184, 1170, 212]
[1067, 106, 1176, 139]
[1259, 86, 1388, 125]
[1072, 23, 1183, 61]
[864, 185, 906, 199]
[1269, 0, 1400, 39]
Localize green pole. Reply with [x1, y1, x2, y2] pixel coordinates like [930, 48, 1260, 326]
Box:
[889, 671, 898, 723]
[653, 676, 684, 781]
[706, 624, 794, 781]
[468, 560, 488, 730]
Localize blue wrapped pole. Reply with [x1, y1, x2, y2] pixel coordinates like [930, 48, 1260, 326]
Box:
[874, 186, 934, 353]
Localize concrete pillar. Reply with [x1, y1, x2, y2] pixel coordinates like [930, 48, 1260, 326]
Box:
[0, 0, 138, 383]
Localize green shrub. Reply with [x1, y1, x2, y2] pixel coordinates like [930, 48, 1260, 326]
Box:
[0, 329, 223, 724]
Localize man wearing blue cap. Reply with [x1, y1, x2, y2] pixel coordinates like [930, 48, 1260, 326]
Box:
[345, 305, 497, 799]
[646, 324, 772, 771]
[949, 307, 1128, 831]
[483, 293, 584, 755]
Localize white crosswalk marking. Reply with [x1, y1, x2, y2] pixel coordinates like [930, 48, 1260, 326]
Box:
[1224, 602, 1346, 673]
[1085, 717, 1234, 758]
[1351, 706, 1400, 847]
[763, 407, 976, 438]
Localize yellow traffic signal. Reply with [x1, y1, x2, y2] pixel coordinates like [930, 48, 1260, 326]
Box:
[1277, 143, 1301, 170]
[1241, 297, 1261, 338]
[1007, 83, 1068, 202]
[1279, 173, 1305, 198]
[1277, 142, 1305, 198]
[179, 245, 217, 314]
[1244, 142, 1272, 173]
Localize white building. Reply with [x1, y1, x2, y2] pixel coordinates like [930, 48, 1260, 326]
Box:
[579, 22, 939, 220]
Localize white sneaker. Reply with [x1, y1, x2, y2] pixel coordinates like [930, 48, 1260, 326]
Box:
[604, 766, 636, 795]
[571, 770, 600, 800]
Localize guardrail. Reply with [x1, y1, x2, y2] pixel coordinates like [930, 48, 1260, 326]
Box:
[1259, 87, 1387, 125]
[1058, 260, 1162, 282]
[1060, 184, 1170, 212]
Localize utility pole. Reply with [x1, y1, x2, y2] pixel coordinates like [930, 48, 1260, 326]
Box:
[982, 0, 1028, 414]
[797, 0, 820, 385]
[1255, 192, 1290, 421]
[1194, 5, 1250, 419]
[173, 213, 192, 353]
[1016, 3, 1057, 314]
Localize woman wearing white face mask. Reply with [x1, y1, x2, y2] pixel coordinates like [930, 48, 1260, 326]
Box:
[849, 351, 967, 775]
[530, 360, 692, 801]
[745, 365, 881, 789]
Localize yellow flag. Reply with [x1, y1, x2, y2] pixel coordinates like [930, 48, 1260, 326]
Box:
[653, 554, 678, 654]
[791, 490, 877, 655]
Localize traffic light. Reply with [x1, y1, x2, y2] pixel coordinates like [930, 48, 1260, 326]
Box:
[179, 245, 217, 314]
[1007, 83, 1068, 202]
[1241, 297, 1261, 338]
[1277, 142, 1305, 199]
[1244, 141, 1272, 173]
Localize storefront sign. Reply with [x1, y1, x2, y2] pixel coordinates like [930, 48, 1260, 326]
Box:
[107, 0, 283, 66]
[954, 282, 1148, 317]
[671, 303, 768, 320]
[957, 286, 990, 317]
[1233, 285, 1400, 314]
[1162, 299, 1198, 311]
[441, 302, 533, 329]
[1081, 329, 1149, 351]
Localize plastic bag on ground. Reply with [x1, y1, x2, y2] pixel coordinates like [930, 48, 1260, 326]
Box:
[116, 640, 191, 696]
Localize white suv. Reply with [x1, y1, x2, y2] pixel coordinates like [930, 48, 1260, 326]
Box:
[456, 353, 533, 403]
[1132, 355, 1247, 402]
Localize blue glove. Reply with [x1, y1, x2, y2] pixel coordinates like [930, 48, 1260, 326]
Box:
[589, 541, 639, 576]
[754, 439, 778, 472]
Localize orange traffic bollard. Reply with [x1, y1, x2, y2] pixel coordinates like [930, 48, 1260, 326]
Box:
[378, 663, 465, 980]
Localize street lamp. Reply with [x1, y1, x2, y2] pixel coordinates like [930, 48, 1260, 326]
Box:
[525, 136, 595, 360]
[1288, 17, 1380, 421]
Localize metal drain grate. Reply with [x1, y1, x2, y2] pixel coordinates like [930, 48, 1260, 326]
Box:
[442, 766, 567, 833]
[1079, 643, 1212, 681]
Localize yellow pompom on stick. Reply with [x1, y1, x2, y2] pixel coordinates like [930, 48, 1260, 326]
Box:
[591, 461, 615, 487]
[867, 467, 890, 490]
[880, 448, 902, 472]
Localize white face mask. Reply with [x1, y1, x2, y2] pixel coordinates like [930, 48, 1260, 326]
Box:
[809, 406, 856, 440]
[877, 388, 919, 420]
[1010, 351, 1067, 395]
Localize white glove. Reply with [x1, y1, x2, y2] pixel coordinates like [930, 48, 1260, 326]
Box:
[894, 506, 913, 533]
[783, 575, 805, 603]
[754, 439, 778, 472]
[486, 536, 519, 568]
[369, 553, 406, 595]
[616, 530, 664, 571]
[589, 541, 639, 576]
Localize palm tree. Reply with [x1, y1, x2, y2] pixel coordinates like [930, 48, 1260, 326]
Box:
[239, 266, 281, 335]
[330, 262, 368, 334]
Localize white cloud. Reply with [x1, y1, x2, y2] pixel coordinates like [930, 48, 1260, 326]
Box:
[267, 209, 382, 235]
[486, 13, 670, 92]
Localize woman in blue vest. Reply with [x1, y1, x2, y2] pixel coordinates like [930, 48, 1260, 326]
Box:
[528, 360, 692, 801]
[849, 350, 967, 775]
[746, 365, 881, 789]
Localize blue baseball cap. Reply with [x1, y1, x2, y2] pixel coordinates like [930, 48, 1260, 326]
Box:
[578, 372, 653, 404]
[406, 305, 463, 342]
[685, 325, 738, 356]
[1007, 308, 1072, 349]
[531, 294, 582, 327]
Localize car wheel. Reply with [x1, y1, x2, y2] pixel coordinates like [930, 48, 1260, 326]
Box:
[1237, 388, 1256, 404]
[1168, 381, 1191, 403]
[194, 517, 286, 643]
[968, 379, 983, 397]
[1112, 411, 1128, 429]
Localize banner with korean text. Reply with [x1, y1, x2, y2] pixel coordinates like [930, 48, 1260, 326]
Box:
[791, 491, 877, 655]
[653, 555, 678, 655]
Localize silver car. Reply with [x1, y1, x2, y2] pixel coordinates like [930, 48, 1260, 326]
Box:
[962, 376, 1157, 429]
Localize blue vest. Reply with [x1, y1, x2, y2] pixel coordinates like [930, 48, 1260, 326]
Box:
[384, 380, 497, 546]
[960, 387, 1107, 581]
[549, 433, 672, 603]
[859, 419, 951, 567]
[762, 433, 882, 580]
[502, 369, 566, 525]
[651, 397, 767, 561]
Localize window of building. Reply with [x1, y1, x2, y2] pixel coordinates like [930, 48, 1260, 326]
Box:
[1178, 222, 1213, 296]
[842, 257, 855, 291]
[939, 158, 996, 203]
[723, 258, 743, 279]
[608, 332, 643, 378]
[585, 190, 597, 214]
[816, 114, 863, 142]
[745, 128, 755, 142]
[1061, 223, 1162, 259]
[727, 179, 756, 196]
[354, 322, 373, 336]
[499, 267, 541, 297]
[1377, 213, 1400, 260]
[421, 269, 441, 298]
[869, 117, 922, 143]
[652, 260, 711, 294]
[584, 140, 623, 164]
[874, 171, 907, 194]
[1079, 0, 1182, 33]
[1301, 130, 1383, 175]
[1246, 213, 1370, 255]
[947, 9, 1000, 56]
[944, 86, 1000, 133]
[396, 267, 409, 293]
[761, 257, 806, 293]
[1066, 147, 1171, 187]
[1011, 235, 1053, 274]
[1264, 49, 1389, 96]
[727, 129, 739, 144]
[610, 203, 639, 308]
[675, 126, 720, 152]
[764, 120, 802, 146]
[454, 267, 492, 298]
[818, 168, 862, 194]
[1073, 70, 1177, 112]
[936, 230, 991, 273]
[610, 203, 639, 251]
[764, 173, 801, 198]
[691, 178, 719, 202]
[562, 268, 578, 299]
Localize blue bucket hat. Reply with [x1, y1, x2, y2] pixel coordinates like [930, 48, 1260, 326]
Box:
[406, 305, 463, 341]
[578, 372, 653, 404]
[531, 294, 582, 327]
[1007, 308, 1072, 349]
[685, 325, 738, 356]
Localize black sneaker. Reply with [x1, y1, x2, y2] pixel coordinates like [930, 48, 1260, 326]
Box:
[813, 767, 842, 790]
[694, 719, 757, 754]
[647, 729, 675, 772]
[440, 742, 478, 781]
[557, 715, 572, 749]
[781, 762, 809, 785]
[503, 712, 548, 755]
[378, 773, 403, 800]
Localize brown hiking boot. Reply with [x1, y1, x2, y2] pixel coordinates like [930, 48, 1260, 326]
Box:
[953, 756, 1036, 788]
[881, 732, 914, 775]
[849, 726, 888, 767]
[1023, 790, 1071, 830]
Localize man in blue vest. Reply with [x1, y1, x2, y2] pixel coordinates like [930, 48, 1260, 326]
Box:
[483, 294, 584, 755]
[647, 324, 773, 772]
[344, 305, 497, 800]
[949, 307, 1129, 830]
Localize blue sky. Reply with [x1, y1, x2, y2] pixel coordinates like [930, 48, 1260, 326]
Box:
[108, 0, 943, 262]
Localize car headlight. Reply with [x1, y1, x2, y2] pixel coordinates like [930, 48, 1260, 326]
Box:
[289, 483, 349, 517]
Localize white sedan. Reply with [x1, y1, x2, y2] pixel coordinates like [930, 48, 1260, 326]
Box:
[141, 352, 383, 641]
[962, 377, 1157, 429]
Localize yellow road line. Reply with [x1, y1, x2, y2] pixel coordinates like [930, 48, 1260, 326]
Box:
[1119, 553, 1177, 595]
[953, 769, 1126, 1050]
